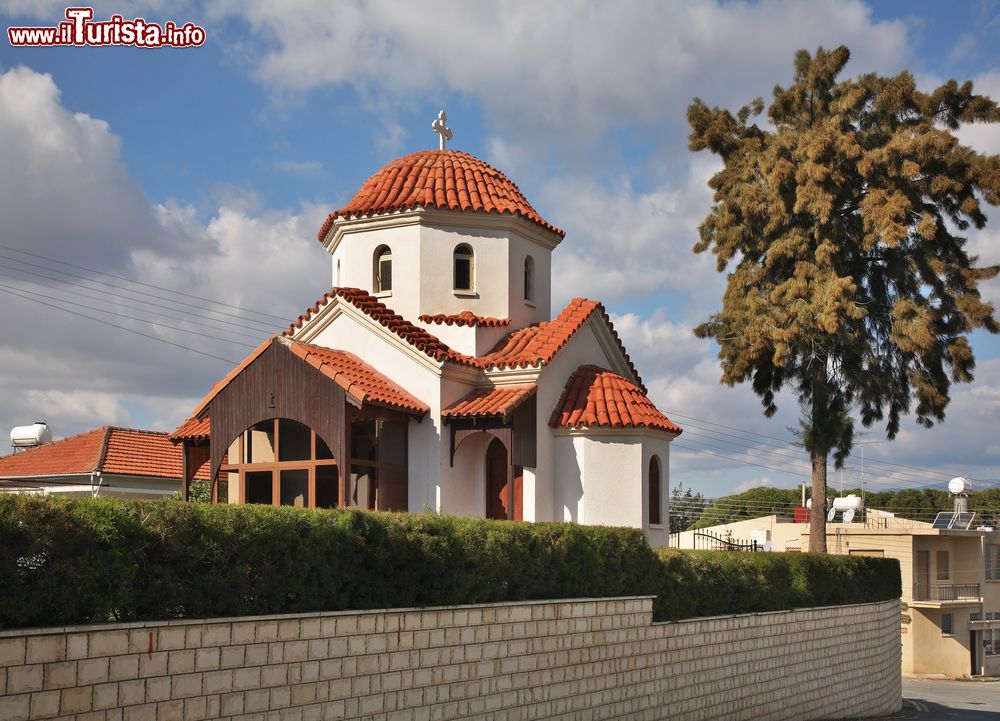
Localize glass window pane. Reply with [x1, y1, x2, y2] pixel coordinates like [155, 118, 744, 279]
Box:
[245, 471, 273, 504]
[316, 465, 339, 509]
[454, 257, 471, 290]
[379, 257, 392, 291]
[246, 421, 275, 464]
[278, 419, 311, 462]
[378, 420, 407, 466]
[349, 465, 376, 509]
[316, 434, 334, 460]
[226, 472, 239, 504]
[377, 464, 407, 512]
[351, 419, 377, 462]
[280, 469, 309, 508]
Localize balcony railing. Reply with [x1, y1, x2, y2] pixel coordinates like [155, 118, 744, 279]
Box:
[912, 583, 980, 602]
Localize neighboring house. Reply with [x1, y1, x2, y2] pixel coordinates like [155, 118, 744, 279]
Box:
[673, 510, 1000, 677]
[0, 426, 205, 498]
[170, 147, 683, 545]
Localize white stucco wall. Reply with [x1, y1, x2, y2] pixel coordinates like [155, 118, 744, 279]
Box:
[328, 211, 556, 332]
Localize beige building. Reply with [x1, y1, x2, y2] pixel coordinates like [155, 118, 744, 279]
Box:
[672, 510, 1000, 677]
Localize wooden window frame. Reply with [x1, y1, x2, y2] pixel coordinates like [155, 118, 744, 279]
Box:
[347, 409, 409, 511]
[219, 418, 339, 508]
[453, 244, 474, 292]
[374, 246, 392, 293]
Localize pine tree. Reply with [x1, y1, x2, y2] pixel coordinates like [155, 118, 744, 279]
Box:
[688, 46, 1000, 552]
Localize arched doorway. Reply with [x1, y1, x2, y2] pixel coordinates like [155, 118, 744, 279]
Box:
[485, 437, 522, 520]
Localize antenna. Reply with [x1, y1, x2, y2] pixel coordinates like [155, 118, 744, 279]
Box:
[827, 507, 836, 522]
[843, 508, 856, 524]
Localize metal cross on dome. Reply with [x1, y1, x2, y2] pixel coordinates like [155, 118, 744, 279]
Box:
[432, 110, 453, 150]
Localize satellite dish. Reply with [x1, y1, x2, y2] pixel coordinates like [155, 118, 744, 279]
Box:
[948, 477, 971, 495]
[843, 508, 856, 524]
[827, 507, 836, 522]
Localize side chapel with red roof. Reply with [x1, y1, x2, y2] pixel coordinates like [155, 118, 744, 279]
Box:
[170, 135, 682, 544]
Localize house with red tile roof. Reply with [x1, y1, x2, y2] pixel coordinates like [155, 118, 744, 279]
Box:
[171, 138, 682, 544]
[0, 427, 205, 499]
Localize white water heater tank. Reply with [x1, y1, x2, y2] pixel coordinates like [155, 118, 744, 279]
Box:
[948, 477, 971, 495]
[10, 422, 52, 448]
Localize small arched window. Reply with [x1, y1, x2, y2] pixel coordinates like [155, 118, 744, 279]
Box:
[373, 246, 392, 293]
[454, 243, 474, 291]
[648, 455, 662, 526]
[524, 255, 535, 302]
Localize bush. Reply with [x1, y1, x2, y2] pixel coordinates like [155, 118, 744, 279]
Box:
[0, 496, 900, 629]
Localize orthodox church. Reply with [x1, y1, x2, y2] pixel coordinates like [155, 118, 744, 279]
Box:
[170, 115, 682, 544]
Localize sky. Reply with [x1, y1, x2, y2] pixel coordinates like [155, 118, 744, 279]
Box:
[0, 0, 998, 499]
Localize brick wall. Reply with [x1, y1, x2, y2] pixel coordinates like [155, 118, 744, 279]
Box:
[0, 597, 901, 721]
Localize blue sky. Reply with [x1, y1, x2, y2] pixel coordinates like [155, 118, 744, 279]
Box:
[0, 1, 998, 501]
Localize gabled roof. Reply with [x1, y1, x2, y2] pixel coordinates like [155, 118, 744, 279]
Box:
[285, 340, 429, 417]
[169, 415, 211, 442]
[478, 298, 643, 387]
[0, 427, 208, 481]
[317, 150, 564, 241]
[549, 365, 682, 434]
[284, 288, 475, 366]
[283, 291, 641, 383]
[418, 311, 510, 328]
[442, 384, 537, 422]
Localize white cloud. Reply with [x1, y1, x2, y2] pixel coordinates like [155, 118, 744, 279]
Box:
[0, 66, 330, 443]
[735, 477, 772, 494]
[211, 0, 911, 155]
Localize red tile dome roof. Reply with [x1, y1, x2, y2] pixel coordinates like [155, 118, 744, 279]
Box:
[317, 150, 564, 241]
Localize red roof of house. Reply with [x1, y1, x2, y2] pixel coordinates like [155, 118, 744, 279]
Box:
[418, 311, 510, 328]
[549, 365, 682, 434]
[442, 384, 537, 421]
[0, 427, 209, 481]
[284, 291, 641, 384]
[284, 288, 475, 366]
[285, 340, 429, 417]
[477, 298, 643, 386]
[168, 415, 211, 441]
[317, 150, 564, 241]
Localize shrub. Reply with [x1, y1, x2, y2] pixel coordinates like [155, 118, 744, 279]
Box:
[0, 496, 900, 629]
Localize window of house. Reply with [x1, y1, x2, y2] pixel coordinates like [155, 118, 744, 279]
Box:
[940, 613, 954, 636]
[648, 455, 662, 526]
[987, 544, 1000, 581]
[374, 246, 392, 293]
[937, 550, 950, 581]
[524, 256, 535, 302]
[220, 418, 340, 509]
[348, 416, 409, 512]
[454, 244, 474, 291]
[985, 627, 999, 656]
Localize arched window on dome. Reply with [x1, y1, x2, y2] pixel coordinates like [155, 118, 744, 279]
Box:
[524, 255, 535, 302]
[454, 243, 474, 292]
[648, 455, 663, 526]
[373, 245, 392, 293]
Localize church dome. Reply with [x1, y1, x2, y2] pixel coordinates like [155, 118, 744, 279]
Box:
[317, 150, 564, 241]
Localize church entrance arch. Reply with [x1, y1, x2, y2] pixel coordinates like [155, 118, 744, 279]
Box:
[219, 418, 340, 508]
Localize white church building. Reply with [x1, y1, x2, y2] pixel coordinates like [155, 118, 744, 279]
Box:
[171, 118, 682, 545]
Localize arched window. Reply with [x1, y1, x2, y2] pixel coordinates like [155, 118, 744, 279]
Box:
[454, 243, 474, 291]
[648, 455, 662, 526]
[524, 255, 535, 301]
[373, 246, 392, 293]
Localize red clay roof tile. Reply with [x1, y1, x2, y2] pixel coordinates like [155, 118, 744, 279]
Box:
[317, 150, 564, 241]
[418, 311, 510, 328]
[169, 416, 210, 441]
[285, 340, 429, 417]
[549, 366, 682, 434]
[442, 384, 537, 421]
[0, 426, 208, 481]
[284, 288, 477, 366]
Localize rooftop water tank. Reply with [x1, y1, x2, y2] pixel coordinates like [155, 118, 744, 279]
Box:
[10, 422, 52, 448]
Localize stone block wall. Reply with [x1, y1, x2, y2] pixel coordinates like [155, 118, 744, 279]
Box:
[0, 597, 901, 721]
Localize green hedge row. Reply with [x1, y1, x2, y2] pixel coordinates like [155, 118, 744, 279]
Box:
[0, 496, 900, 629]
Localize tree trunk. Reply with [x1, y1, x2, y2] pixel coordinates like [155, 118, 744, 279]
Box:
[809, 447, 828, 553]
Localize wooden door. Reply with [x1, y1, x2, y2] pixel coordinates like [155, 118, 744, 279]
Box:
[486, 438, 508, 520]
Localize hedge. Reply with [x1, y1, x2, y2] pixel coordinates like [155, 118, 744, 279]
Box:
[0, 496, 900, 629]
